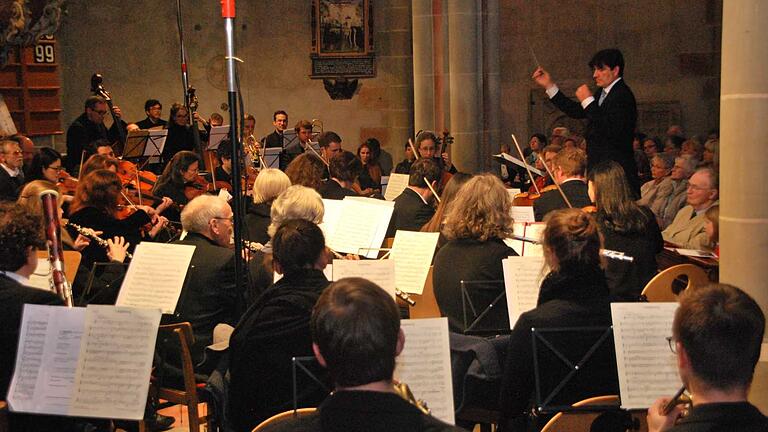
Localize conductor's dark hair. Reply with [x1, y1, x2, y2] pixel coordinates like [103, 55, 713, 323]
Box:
[318, 131, 342, 149]
[0, 203, 45, 272]
[272, 219, 326, 274]
[144, 99, 162, 112]
[589, 48, 625, 76]
[408, 157, 441, 188]
[329, 150, 362, 183]
[273, 110, 288, 121]
[675, 284, 765, 391]
[84, 95, 106, 110]
[311, 277, 400, 387]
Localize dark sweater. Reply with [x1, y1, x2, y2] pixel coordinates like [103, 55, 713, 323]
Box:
[245, 201, 272, 244]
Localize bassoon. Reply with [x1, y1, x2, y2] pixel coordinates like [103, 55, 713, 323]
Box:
[40, 190, 73, 306]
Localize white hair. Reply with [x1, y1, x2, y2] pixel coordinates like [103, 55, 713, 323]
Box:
[676, 155, 699, 177]
[252, 168, 291, 204]
[268, 185, 324, 238]
[181, 195, 229, 234]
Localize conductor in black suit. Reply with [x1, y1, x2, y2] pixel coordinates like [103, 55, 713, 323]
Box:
[533, 48, 639, 194]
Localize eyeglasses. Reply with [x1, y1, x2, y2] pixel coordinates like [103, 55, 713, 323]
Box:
[687, 183, 710, 191]
[94, 110, 108, 116]
[4, 150, 22, 156]
[213, 216, 234, 223]
[46, 165, 63, 171]
[666, 336, 677, 354]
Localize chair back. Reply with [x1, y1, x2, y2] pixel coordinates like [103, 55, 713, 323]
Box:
[540, 395, 620, 432]
[252, 408, 317, 432]
[408, 266, 442, 319]
[641, 264, 709, 302]
[35, 250, 82, 286]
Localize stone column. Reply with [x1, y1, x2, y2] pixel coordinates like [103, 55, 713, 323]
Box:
[719, 0, 768, 411]
[481, 0, 501, 171]
[412, 0, 436, 133]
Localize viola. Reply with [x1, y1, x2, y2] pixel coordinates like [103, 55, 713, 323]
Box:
[184, 175, 213, 201]
[512, 191, 541, 206]
[56, 172, 79, 196]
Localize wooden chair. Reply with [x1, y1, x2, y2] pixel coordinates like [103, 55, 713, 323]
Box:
[252, 408, 317, 432]
[154, 322, 209, 432]
[408, 266, 442, 319]
[641, 264, 709, 302]
[35, 250, 81, 285]
[539, 395, 646, 432]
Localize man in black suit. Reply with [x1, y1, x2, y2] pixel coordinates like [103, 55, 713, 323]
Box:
[533, 48, 639, 193]
[65, 95, 126, 173]
[386, 157, 441, 237]
[318, 150, 361, 200]
[533, 147, 592, 221]
[135, 99, 168, 130]
[0, 139, 25, 201]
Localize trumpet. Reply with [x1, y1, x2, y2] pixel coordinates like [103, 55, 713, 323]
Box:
[67, 223, 134, 261]
[243, 134, 267, 168]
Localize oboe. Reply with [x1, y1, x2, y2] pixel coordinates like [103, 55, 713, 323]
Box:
[40, 190, 73, 306]
[67, 223, 134, 260]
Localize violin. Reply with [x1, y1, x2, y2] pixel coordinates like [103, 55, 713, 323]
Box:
[57, 171, 79, 196]
[117, 159, 159, 204]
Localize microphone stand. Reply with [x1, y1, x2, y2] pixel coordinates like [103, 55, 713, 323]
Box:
[221, 0, 246, 293]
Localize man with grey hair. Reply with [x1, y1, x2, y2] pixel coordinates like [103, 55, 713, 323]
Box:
[169, 195, 245, 372]
[0, 139, 25, 201]
[657, 155, 698, 229]
[662, 167, 719, 249]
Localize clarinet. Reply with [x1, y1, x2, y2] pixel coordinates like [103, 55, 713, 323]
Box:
[67, 223, 134, 261]
[40, 191, 74, 306]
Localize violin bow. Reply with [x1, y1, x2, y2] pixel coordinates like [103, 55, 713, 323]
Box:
[511, 134, 541, 195]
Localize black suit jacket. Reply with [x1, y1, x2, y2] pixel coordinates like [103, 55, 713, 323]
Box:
[65, 112, 124, 172]
[318, 179, 358, 200]
[0, 166, 24, 201]
[386, 188, 435, 237]
[135, 117, 167, 130]
[550, 79, 639, 192]
[533, 180, 592, 221]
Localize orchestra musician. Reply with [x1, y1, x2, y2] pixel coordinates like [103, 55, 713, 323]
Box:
[420, 172, 473, 250]
[152, 150, 201, 218]
[285, 153, 326, 191]
[92, 138, 118, 160]
[393, 141, 416, 175]
[433, 174, 517, 332]
[262, 110, 288, 150]
[161, 103, 196, 165]
[318, 151, 362, 200]
[533, 147, 592, 221]
[134, 99, 167, 130]
[498, 208, 618, 432]
[214, 143, 233, 186]
[80, 153, 119, 177]
[415, 130, 456, 175]
[246, 168, 291, 245]
[386, 157, 441, 237]
[25, 147, 65, 184]
[64, 95, 126, 173]
[356, 140, 381, 196]
[587, 161, 663, 301]
[0, 138, 25, 201]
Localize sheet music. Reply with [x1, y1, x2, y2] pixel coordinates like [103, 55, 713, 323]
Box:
[611, 303, 681, 409]
[320, 199, 344, 240]
[494, 152, 544, 176]
[506, 188, 521, 200]
[390, 231, 439, 295]
[116, 242, 196, 314]
[523, 223, 545, 256]
[27, 258, 53, 291]
[207, 125, 230, 150]
[332, 259, 396, 298]
[327, 198, 394, 258]
[503, 257, 545, 328]
[395, 318, 455, 425]
[7, 305, 85, 415]
[668, 248, 718, 258]
[69, 305, 161, 420]
[384, 173, 410, 201]
[511, 205, 535, 223]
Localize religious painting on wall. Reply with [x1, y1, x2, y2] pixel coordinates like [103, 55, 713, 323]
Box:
[310, 0, 375, 80]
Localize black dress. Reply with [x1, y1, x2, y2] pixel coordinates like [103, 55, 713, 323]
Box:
[433, 237, 517, 333]
[67, 206, 151, 268]
[227, 268, 331, 432]
[162, 123, 195, 164]
[498, 266, 618, 432]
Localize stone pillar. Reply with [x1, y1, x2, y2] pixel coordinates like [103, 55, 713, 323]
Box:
[447, 0, 481, 172]
[719, 0, 768, 411]
[481, 0, 501, 171]
[412, 0, 436, 133]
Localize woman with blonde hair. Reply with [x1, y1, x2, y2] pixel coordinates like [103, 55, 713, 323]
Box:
[246, 168, 291, 244]
[433, 173, 517, 332]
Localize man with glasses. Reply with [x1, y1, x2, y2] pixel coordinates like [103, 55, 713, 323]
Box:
[662, 167, 719, 249]
[135, 99, 167, 130]
[647, 284, 766, 431]
[0, 139, 25, 201]
[65, 95, 125, 173]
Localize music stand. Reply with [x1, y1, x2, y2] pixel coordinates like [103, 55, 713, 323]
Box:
[124, 129, 168, 162]
[291, 356, 330, 414]
[79, 261, 128, 305]
[530, 326, 617, 415]
[263, 147, 281, 169]
[460, 279, 511, 336]
[207, 125, 229, 151]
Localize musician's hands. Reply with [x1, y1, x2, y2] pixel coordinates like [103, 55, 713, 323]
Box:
[647, 397, 684, 432]
[575, 84, 592, 102]
[442, 151, 452, 170]
[148, 216, 169, 238]
[192, 111, 204, 123]
[72, 234, 92, 251]
[137, 204, 156, 217]
[532, 67, 553, 89]
[112, 105, 122, 118]
[343, 254, 361, 260]
[107, 236, 130, 263]
[155, 197, 174, 215]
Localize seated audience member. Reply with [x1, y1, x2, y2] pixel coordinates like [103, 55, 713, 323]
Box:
[499, 209, 618, 432]
[386, 157, 441, 237]
[657, 155, 697, 229]
[662, 167, 719, 249]
[663, 135, 685, 157]
[246, 168, 291, 244]
[647, 284, 767, 432]
[356, 140, 382, 196]
[643, 136, 663, 160]
[259, 277, 464, 432]
[680, 138, 703, 161]
[701, 138, 719, 168]
[79, 153, 119, 177]
[285, 153, 326, 191]
[588, 161, 663, 301]
[318, 150, 362, 200]
[421, 172, 473, 250]
[0, 204, 114, 431]
[638, 153, 674, 215]
[704, 205, 719, 256]
[228, 219, 332, 432]
[634, 132, 651, 183]
[0, 138, 25, 201]
[393, 141, 416, 174]
[169, 195, 245, 371]
[434, 174, 517, 332]
[533, 147, 592, 221]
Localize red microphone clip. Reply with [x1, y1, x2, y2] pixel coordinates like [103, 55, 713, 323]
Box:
[221, 0, 235, 18]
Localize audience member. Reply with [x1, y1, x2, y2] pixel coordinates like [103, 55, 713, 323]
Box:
[638, 153, 674, 217]
[246, 168, 291, 244]
[434, 174, 517, 332]
[386, 157, 441, 237]
[533, 147, 592, 221]
[663, 135, 685, 157]
[704, 205, 719, 257]
[702, 138, 719, 168]
[643, 136, 663, 159]
[657, 155, 697, 229]
[662, 167, 719, 249]
[647, 284, 767, 432]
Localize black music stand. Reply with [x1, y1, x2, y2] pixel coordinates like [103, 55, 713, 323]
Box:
[460, 279, 511, 336]
[291, 356, 330, 414]
[79, 261, 128, 305]
[530, 326, 618, 415]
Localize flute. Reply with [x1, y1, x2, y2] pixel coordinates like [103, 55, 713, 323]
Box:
[67, 223, 134, 261]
